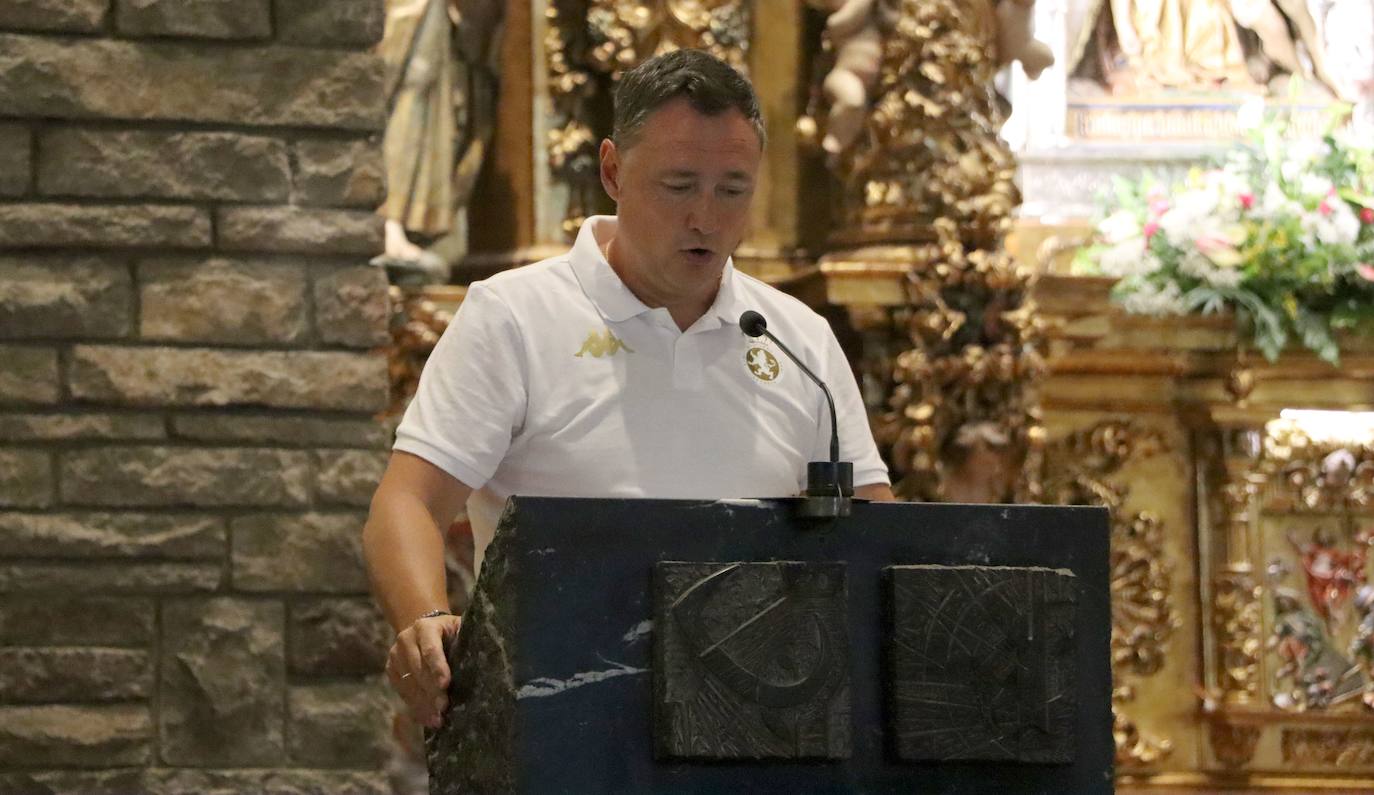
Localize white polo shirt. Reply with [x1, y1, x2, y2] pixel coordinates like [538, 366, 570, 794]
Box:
[394, 216, 889, 571]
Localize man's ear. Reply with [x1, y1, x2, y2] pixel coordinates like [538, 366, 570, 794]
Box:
[599, 138, 621, 202]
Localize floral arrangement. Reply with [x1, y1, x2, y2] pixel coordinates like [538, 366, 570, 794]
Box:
[1075, 106, 1374, 363]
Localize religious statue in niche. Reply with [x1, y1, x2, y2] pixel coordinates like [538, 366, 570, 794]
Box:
[373, 0, 505, 285]
[1062, 0, 1363, 100]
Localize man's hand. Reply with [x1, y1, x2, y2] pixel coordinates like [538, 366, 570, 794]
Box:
[386, 612, 462, 729]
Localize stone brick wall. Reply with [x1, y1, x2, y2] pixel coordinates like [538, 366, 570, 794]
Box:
[0, 2, 401, 792]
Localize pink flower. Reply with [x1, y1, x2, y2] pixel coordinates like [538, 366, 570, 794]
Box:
[1239, 193, 1254, 209]
[1362, 207, 1374, 224]
[1319, 198, 1333, 216]
[1358, 263, 1374, 282]
[1143, 221, 1160, 240]
[1149, 198, 1170, 217]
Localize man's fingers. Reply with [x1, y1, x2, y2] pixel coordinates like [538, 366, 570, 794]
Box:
[416, 616, 460, 689]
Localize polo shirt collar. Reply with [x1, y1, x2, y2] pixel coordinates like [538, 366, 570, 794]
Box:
[570, 215, 745, 329]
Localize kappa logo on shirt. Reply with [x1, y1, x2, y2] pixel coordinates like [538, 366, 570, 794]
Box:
[574, 328, 635, 358]
[745, 347, 780, 381]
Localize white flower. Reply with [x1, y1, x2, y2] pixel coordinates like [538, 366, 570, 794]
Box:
[1236, 97, 1266, 133]
[1159, 189, 1221, 247]
[1257, 181, 1303, 221]
[1099, 210, 1141, 244]
[1299, 174, 1335, 200]
[1179, 249, 1243, 288]
[1302, 200, 1361, 246]
[1098, 239, 1159, 278]
[1120, 280, 1187, 316]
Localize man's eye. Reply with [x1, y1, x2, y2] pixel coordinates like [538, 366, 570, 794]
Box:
[720, 186, 748, 197]
[664, 183, 693, 193]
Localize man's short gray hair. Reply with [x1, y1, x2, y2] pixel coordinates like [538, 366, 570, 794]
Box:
[612, 49, 766, 150]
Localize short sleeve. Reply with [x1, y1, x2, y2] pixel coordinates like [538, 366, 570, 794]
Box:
[811, 325, 890, 488]
[392, 283, 528, 490]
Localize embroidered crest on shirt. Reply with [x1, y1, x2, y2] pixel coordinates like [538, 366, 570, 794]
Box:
[574, 328, 634, 358]
[745, 347, 780, 381]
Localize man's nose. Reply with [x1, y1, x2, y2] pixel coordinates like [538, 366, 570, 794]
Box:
[685, 192, 719, 236]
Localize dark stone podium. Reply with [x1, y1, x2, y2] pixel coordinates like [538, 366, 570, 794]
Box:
[428, 497, 1112, 794]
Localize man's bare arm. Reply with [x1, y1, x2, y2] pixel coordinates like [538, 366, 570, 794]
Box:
[855, 482, 896, 501]
[363, 451, 472, 728]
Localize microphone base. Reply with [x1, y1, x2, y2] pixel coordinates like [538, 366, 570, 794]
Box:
[796, 461, 854, 520]
[794, 494, 852, 519]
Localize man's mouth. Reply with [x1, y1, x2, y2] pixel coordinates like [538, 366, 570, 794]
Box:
[682, 247, 714, 261]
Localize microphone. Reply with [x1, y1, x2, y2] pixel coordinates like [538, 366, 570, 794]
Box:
[738, 310, 853, 516]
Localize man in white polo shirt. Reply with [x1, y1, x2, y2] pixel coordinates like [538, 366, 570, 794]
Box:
[363, 48, 893, 731]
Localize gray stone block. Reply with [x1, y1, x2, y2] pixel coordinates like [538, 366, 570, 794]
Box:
[0, 34, 383, 130]
[138, 259, 307, 345]
[293, 138, 384, 207]
[0, 704, 151, 766]
[231, 512, 368, 593]
[38, 129, 289, 201]
[159, 598, 285, 765]
[289, 598, 390, 676]
[0, 512, 224, 558]
[217, 206, 383, 256]
[114, 0, 271, 39]
[0, 255, 132, 339]
[0, 203, 210, 249]
[0, 0, 108, 33]
[68, 345, 389, 412]
[59, 446, 312, 507]
[0, 346, 59, 405]
[0, 449, 53, 508]
[0, 596, 154, 646]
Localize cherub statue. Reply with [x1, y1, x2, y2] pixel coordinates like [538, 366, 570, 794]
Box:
[804, 0, 1054, 156]
[804, 0, 888, 156]
[995, 0, 1055, 80]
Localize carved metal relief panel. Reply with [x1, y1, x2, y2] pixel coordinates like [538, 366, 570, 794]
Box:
[885, 564, 1077, 763]
[653, 561, 851, 759]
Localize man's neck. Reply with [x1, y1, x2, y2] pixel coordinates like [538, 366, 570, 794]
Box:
[604, 237, 717, 332]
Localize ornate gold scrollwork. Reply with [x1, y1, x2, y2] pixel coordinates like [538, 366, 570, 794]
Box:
[1208, 719, 1262, 767]
[545, 0, 752, 238]
[1042, 421, 1179, 767]
[385, 286, 454, 416]
[1212, 566, 1264, 705]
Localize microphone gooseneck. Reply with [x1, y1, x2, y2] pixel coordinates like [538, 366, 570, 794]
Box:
[739, 310, 840, 466]
[739, 310, 852, 517]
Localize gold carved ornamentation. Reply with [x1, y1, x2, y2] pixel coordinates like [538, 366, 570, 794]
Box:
[386, 286, 455, 416]
[806, 0, 1044, 505]
[814, 0, 1017, 248]
[1041, 421, 1178, 767]
[1212, 566, 1265, 704]
[1208, 719, 1262, 767]
[1263, 418, 1374, 512]
[545, 0, 752, 238]
[1281, 728, 1374, 767]
[870, 234, 1048, 503]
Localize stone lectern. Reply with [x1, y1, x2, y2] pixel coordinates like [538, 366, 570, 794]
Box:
[428, 497, 1112, 794]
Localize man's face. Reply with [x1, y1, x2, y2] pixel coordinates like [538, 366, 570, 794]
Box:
[598, 97, 762, 309]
